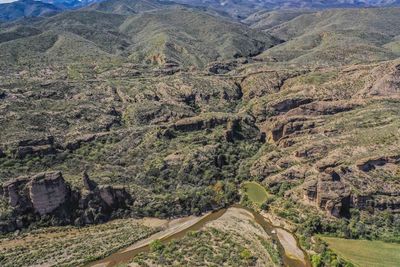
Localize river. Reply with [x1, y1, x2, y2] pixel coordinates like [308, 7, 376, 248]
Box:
[87, 205, 310, 267]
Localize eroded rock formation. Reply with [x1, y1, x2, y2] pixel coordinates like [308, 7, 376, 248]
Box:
[303, 169, 351, 217]
[0, 171, 133, 233]
[28, 172, 69, 215]
[13, 136, 56, 159]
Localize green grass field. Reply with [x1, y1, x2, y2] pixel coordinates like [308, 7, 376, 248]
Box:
[242, 181, 269, 204]
[321, 237, 400, 267]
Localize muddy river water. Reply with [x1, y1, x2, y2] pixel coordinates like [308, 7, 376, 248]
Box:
[87, 205, 310, 267]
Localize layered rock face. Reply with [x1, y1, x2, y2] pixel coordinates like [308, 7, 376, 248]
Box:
[0, 172, 69, 215]
[249, 60, 400, 219]
[1, 177, 31, 211]
[29, 172, 69, 215]
[15, 136, 56, 159]
[98, 185, 130, 208]
[303, 170, 350, 217]
[0, 171, 133, 233]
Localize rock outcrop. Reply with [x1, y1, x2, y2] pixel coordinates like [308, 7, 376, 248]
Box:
[83, 171, 97, 191]
[1, 177, 31, 212]
[286, 101, 357, 116]
[356, 155, 400, 172]
[268, 97, 314, 114]
[28, 172, 69, 215]
[0, 171, 133, 233]
[268, 117, 317, 143]
[13, 136, 56, 159]
[0, 172, 69, 215]
[173, 114, 237, 132]
[98, 185, 131, 208]
[303, 169, 351, 217]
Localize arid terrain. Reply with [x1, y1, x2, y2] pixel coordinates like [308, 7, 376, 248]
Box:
[0, 0, 399, 266]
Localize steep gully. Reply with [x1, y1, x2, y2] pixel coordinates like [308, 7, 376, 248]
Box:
[87, 205, 310, 267]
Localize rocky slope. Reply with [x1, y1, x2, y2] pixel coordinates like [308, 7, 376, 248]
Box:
[249, 8, 400, 66]
[0, 0, 399, 259]
[0, 6, 279, 69]
[238, 59, 400, 217]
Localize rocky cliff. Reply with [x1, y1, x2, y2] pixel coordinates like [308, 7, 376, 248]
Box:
[0, 171, 133, 233]
[29, 172, 69, 215]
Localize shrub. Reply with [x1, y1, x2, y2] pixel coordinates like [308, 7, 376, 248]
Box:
[149, 240, 165, 253]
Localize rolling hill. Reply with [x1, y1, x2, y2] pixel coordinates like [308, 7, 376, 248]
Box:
[0, 6, 279, 68]
[173, 0, 400, 17]
[0, 2, 400, 267]
[247, 8, 400, 66]
[85, 0, 179, 15]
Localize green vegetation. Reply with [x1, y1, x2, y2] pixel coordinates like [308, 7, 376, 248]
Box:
[242, 181, 269, 205]
[1, 3, 400, 267]
[253, 8, 400, 66]
[134, 229, 259, 266]
[0, 7, 279, 69]
[321, 237, 400, 267]
[258, 236, 282, 265]
[132, 207, 280, 266]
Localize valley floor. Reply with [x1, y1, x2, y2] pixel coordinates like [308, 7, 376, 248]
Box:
[321, 237, 400, 267]
[0, 218, 160, 267]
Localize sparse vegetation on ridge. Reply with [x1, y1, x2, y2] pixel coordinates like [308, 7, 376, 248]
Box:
[0, 1, 400, 266]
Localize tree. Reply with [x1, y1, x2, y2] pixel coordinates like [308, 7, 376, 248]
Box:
[149, 239, 165, 253]
[311, 254, 322, 267]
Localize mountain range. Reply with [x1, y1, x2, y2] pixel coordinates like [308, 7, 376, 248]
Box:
[2, 0, 400, 21]
[0, 0, 399, 267]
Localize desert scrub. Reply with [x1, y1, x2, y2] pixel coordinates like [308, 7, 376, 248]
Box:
[258, 236, 282, 265]
[133, 228, 259, 266]
[0, 218, 159, 267]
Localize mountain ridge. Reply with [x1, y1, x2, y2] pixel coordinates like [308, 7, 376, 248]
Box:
[0, 1, 399, 267]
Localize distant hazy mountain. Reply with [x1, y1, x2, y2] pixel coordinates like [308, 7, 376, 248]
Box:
[171, 0, 400, 17]
[0, 0, 103, 22]
[2, 0, 400, 22]
[0, 0, 60, 21]
[85, 0, 179, 15]
[41, 0, 100, 9]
